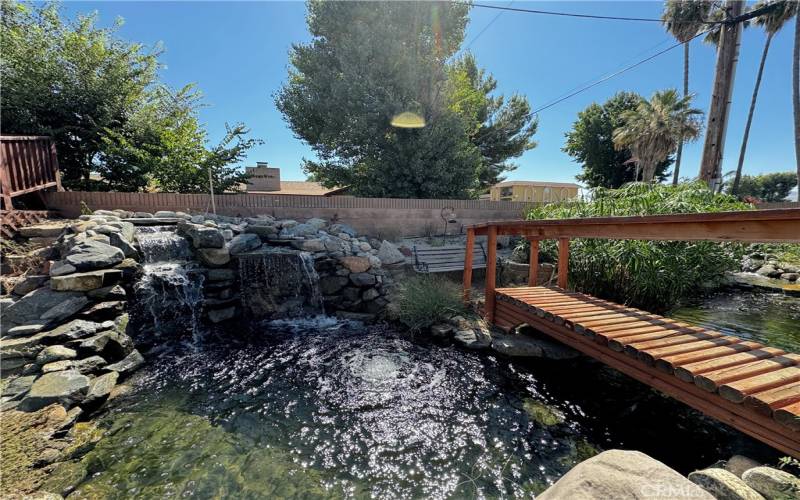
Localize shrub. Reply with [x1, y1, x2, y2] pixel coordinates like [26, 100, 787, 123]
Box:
[396, 275, 466, 332]
[524, 182, 751, 312]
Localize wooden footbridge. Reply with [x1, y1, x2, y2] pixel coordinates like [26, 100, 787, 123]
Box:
[463, 209, 800, 458]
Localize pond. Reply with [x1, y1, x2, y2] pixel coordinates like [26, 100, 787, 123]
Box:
[66, 296, 791, 499]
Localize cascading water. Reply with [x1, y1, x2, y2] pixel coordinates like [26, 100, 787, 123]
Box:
[132, 228, 205, 345]
[238, 246, 324, 318]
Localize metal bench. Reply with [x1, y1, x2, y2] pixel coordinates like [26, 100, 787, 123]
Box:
[413, 242, 488, 273]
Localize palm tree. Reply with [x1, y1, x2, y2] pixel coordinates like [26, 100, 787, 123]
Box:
[661, 0, 716, 185]
[732, 1, 797, 195]
[793, 8, 800, 194]
[613, 89, 704, 183]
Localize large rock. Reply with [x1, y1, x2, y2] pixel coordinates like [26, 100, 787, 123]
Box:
[494, 329, 581, 359]
[49, 261, 77, 277]
[453, 329, 491, 349]
[229, 234, 262, 255]
[50, 269, 122, 292]
[19, 370, 90, 411]
[197, 247, 231, 266]
[725, 455, 761, 478]
[339, 256, 371, 273]
[42, 320, 101, 342]
[377, 240, 405, 265]
[19, 223, 66, 238]
[43, 355, 107, 375]
[538, 450, 714, 500]
[246, 224, 279, 238]
[1, 288, 88, 334]
[70, 330, 133, 360]
[107, 231, 137, 257]
[83, 371, 119, 407]
[36, 346, 78, 365]
[320, 276, 349, 295]
[688, 468, 765, 500]
[12, 275, 49, 296]
[279, 222, 319, 239]
[742, 466, 800, 499]
[65, 240, 125, 270]
[305, 218, 328, 230]
[189, 226, 225, 249]
[2, 374, 37, 397]
[350, 272, 376, 287]
[329, 223, 357, 237]
[104, 349, 144, 376]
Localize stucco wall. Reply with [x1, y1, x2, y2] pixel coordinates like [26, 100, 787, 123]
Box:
[44, 191, 538, 239]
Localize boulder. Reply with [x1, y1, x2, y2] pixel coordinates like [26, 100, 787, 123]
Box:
[453, 329, 491, 350]
[19, 370, 90, 411]
[78, 300, 125, 322]
[377, 240, 405, 265]
[87, 284, 126, 300]
[12, 275, 49, 296]
[70, 330, 132, 360]
[725, 455, 761, 478]
[154, 210, 177, 218]
[340, 256, 371, 273]
[290, 238, 325, 252]
[329, 223, 357, 237]
[188, 226, 225, 249]
[42, 319, 101, 342]
[43, 356, 107, 375]
[501, 328, 582, 359]
[49, 261, 77, 277]
[104, 349, 144, 376]
[320, 276, 349, 295]
[430, 323, 454, 339]
[246, 224, 279, 238]
[107, 231, 137, 257]
[19, 223, 66, 238]
[350, 272, 376, 287]
[755, 265, 782, 278]
[36, 346, 78, 365]
[7, 324, 46, 337]
[538, 450, 714, 500]
[688, 468, 765, 500]
[2, 374, 37, 397]
[306, 217, 328, 230]
[207, 268, 236, 281]
[781, 273, 799, 282]
[83, 371, 119, 407]
[198, 247, 231, 266]
[65, 239, 125, 270]
[1, 288, 88, 334]
[742, 466, 800, 499]
[279, 223, 319, 238]
[50, 269, 122, 292]
[229, 234, 262, 255]
[207, 306, 236, 323]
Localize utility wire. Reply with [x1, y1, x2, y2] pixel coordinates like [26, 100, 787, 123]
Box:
[463, 0, 514, 51]
[532, 29, 712, 114]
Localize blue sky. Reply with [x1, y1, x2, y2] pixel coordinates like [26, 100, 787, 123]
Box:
[61, 1, 797, 185]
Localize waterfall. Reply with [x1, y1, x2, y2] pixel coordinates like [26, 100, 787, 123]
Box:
[132, 229, 205, 345]
[238, 247, 324, 319]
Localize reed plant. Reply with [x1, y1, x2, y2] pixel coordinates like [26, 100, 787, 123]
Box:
[523, 182, 751, 312]
[397, 274, 466, 332]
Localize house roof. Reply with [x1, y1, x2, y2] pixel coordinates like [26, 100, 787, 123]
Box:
[493, 180, 581, 189]
[249, 181, 349, 196]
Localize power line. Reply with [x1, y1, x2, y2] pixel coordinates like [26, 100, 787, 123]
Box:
[462, 0, 514, 51]
[532, 29, 711, 114]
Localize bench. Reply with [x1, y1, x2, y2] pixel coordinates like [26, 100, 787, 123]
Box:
[413, 242, 488, 273]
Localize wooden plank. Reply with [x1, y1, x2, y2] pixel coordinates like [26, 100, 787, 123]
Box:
[719, 367, 800, 403]
[695, 354, 800, 392]
[528, 239, 539, 286]
[623, 331, 724, 357]
[746, 384, 800, 416]
[462, 228, 474, 303]
[557, 238, 569, 289]
[775, 402, 800, 431]
[637, 337, 743, 366]
[607, 327, 704, 352]
[485, 225, 497, 323]
[655, 341, 764, 374]
[674, 347, 785, 383]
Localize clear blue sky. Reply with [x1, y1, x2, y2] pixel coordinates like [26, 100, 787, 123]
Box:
[62, 1, 797, 185]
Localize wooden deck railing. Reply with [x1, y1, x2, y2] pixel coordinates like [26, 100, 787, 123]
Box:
[0, 135, 61, 209]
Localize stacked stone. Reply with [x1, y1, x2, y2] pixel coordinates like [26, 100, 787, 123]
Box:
[742, 252, 800, 282]
[1, 211, 145, 421]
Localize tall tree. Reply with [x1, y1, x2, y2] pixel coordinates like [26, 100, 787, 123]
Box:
[726, 171, 798, 201]
[446, 54, 538, 192]
[794, 7, 800, 192]
[564, 92, 672, 188]
[276, 1, 536, 198]
[662, 0, 716, 185]
[732, 0, 797, 195]
[613, 89, 703, 182]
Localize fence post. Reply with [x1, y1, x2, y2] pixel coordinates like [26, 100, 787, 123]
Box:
[527, 238, 540, 287]
[485, 225, 497, 322]
[557, 237, 570, 289]
[463, 227, 475, 303]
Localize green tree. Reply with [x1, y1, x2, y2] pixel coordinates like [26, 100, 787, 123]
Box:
[446, 54, 538, 192]
[732, 1, 797, 195]
[726, 172, 798, 202]
[564, 92, 672, 188]
[662, 0, 716, 185]
[276, 1, 535, 198]
[613, 89, 703, 182]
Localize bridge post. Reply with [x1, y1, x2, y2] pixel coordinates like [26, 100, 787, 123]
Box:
[463, 227, 475, 303]
[527, 238, 539, 287]
[557, 237, 570, 289]
[485, 225, 497, 322]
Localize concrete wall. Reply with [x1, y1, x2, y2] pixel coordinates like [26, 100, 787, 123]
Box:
[44, 191, 538, 239]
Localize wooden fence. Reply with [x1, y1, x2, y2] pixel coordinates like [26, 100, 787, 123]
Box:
[0, 135, 61, 209]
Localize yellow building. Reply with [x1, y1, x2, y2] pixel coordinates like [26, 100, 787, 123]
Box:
[489, 181, 580, 203]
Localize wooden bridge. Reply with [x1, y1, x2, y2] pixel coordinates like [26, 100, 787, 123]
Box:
[463, 209, 800, 458]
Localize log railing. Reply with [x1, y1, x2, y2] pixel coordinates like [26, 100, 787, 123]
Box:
[0, 135, 61, 209]
[464, 209, 800, 321]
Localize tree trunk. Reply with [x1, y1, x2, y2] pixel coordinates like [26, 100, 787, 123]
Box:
[672, 42, 690, 186]
[733, 33, 773, 196]
[794, 16, 800, 195]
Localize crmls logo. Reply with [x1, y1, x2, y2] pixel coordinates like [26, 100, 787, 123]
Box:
[250, 174, 276, 179]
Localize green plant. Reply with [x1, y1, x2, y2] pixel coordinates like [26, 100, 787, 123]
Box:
[725, 171, 798, 202]
[778, 456, 800, 471]
[397, 275, 466, 332]
[525, 182, 751, 312]
[80, 201, 93, 215]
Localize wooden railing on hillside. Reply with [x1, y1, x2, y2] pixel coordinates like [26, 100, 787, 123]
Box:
[0, 135, 61, 209]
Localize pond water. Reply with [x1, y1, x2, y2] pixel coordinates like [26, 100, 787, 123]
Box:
[66, 302, 788, 500]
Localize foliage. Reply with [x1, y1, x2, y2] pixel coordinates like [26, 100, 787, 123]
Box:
[726, 172, 797, 202]
[524, 183, 751, 312]
[564, 92, 671, 188]
[396, 275, 466, 332]
[276, 1, 537, 198]
[1, 1, 259, 193]
[446, 54, 538, 191]
[612, 89, 703, 182]
[662, 1, 716, 43]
